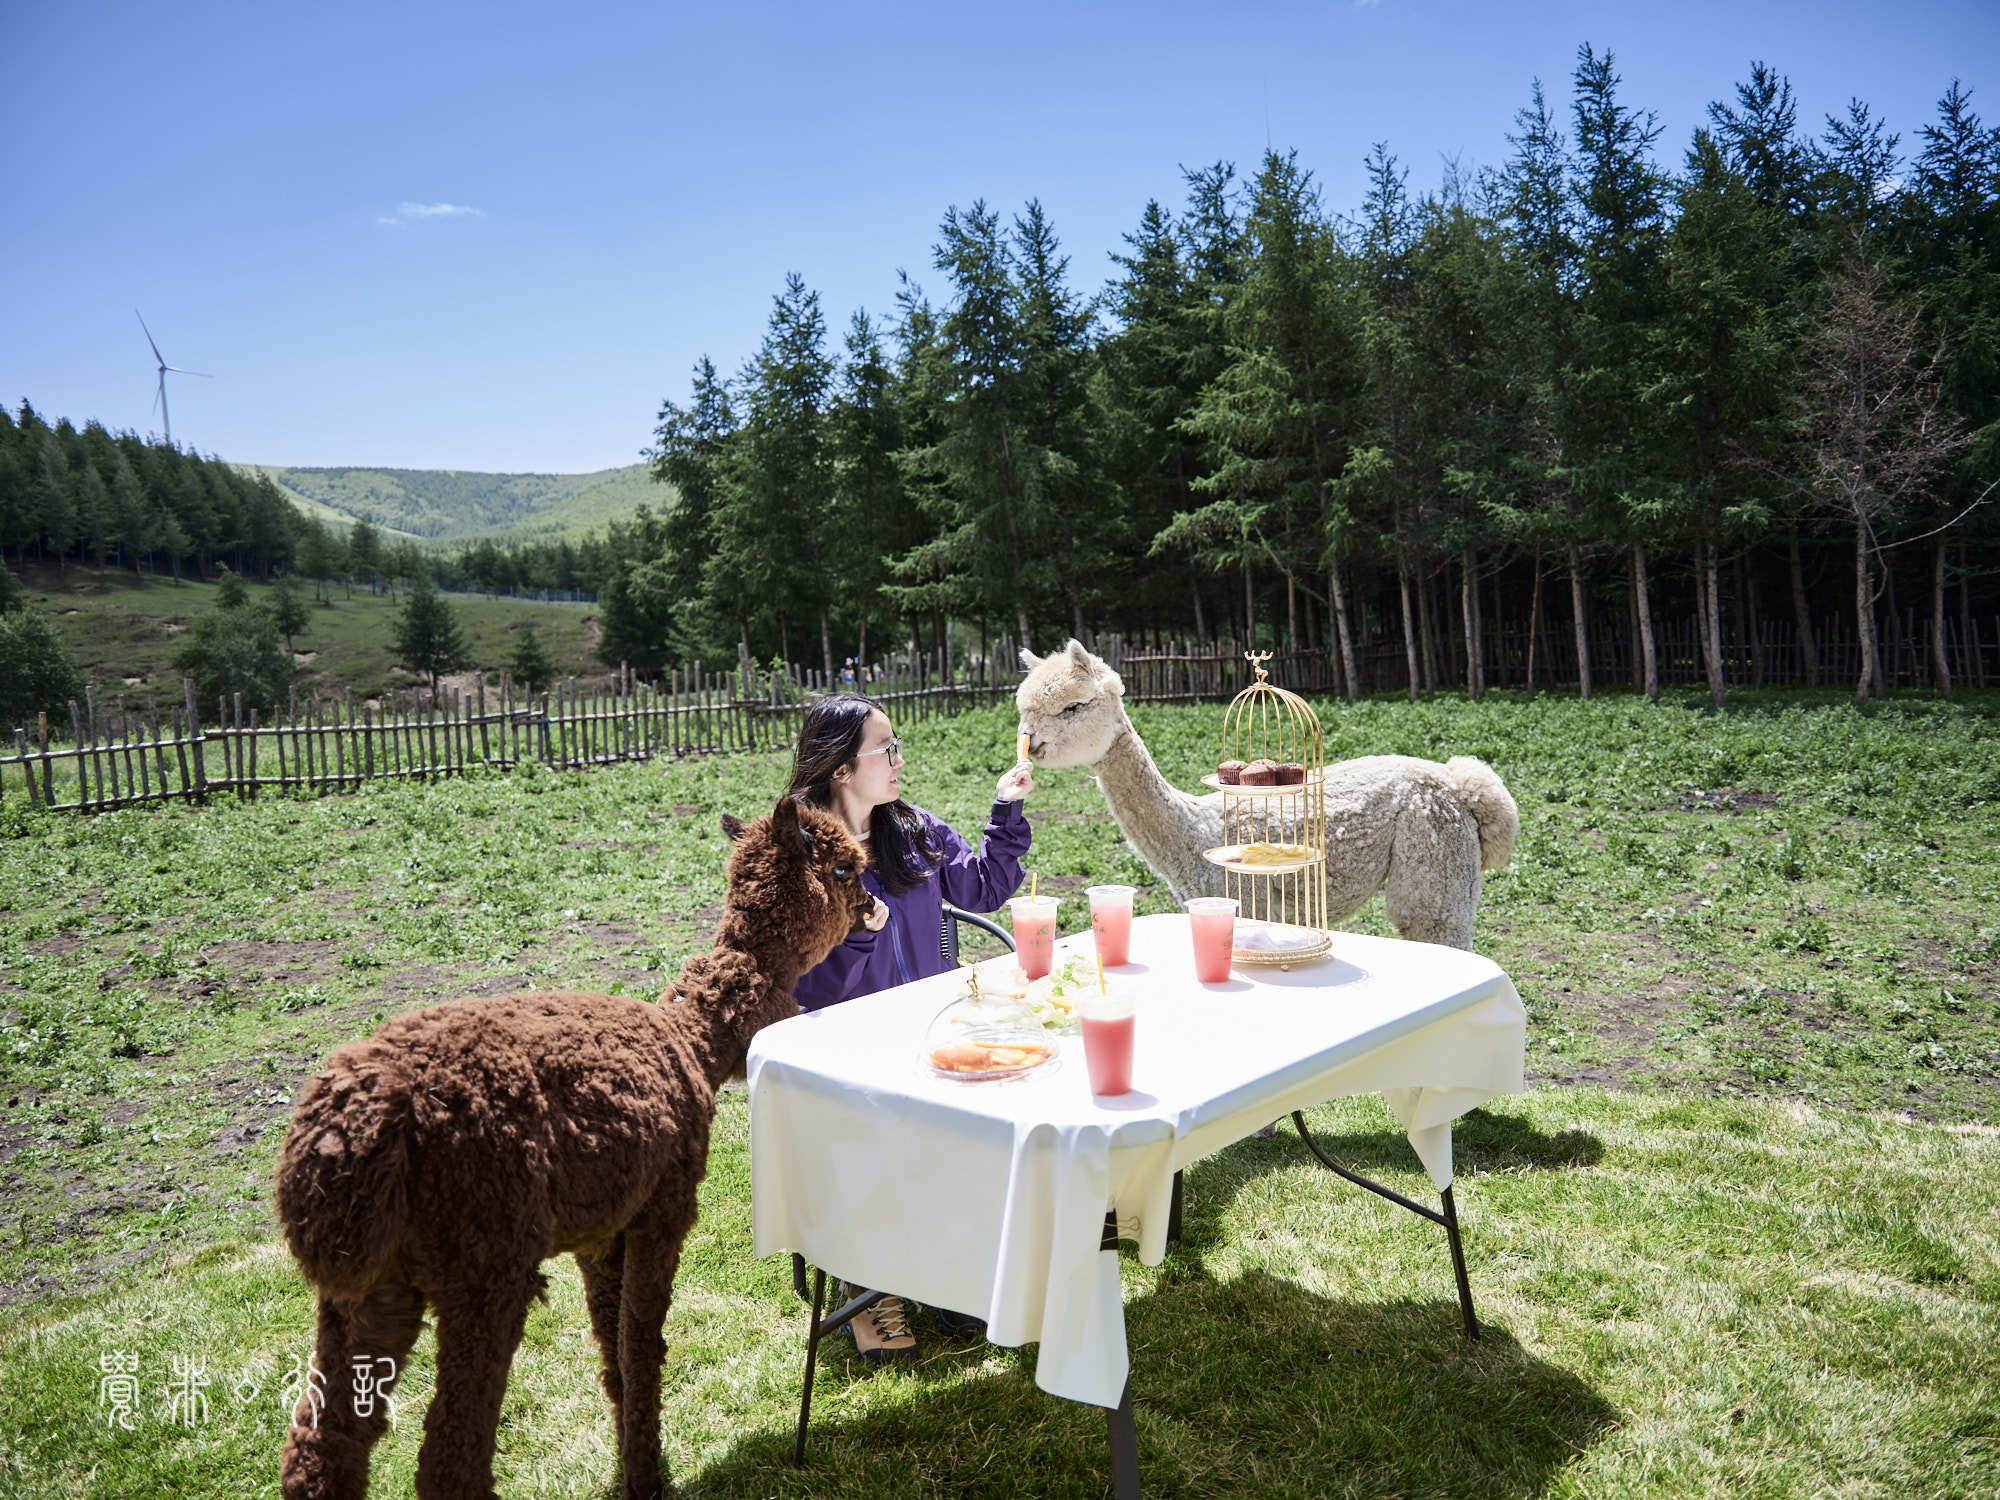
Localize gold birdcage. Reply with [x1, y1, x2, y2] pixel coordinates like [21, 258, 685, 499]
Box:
[1200, 652, 1332, 967]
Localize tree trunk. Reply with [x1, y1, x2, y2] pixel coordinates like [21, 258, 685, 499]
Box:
[1398, 564, 1420, 702]
[1879, 555, 1899, 696]
[1932, 539, 1951, 700]
[1963, 544, 1985, 690]
[1416, 569, 1437, 694]
[857, 608, 870, 682]
[1700, 538, 1726, 707]
[1744, 558, 1766, 687]
[1789, 537, 1819, 687]
[1568, 542, 1592, 700]
[1633, 541, 1658, 703]
[1526, 548, 1543, 696]
[1460, 546, 1484, 699]
[1016, 604, 1031, 653]
[1329, 562, 1360, 702]
[1242, 562, 1255, 650]
[818, 604, 834, 687]
[1853, 521, 1876, 704]
[1285, 570, 1298, 655]
[1071, 588, 1086, 643]
[1191, 569, 1208, 648]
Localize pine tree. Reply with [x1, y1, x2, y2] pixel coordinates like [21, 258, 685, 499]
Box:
[1568, 44, 1666, 699]
[509, 622, 557, 695]
[393, 575, 471, 697]
[267, 574, 310, 654]
[347, 517, 382, 592]
[710, 273, 839, 679]
[213, 563, 248, 610]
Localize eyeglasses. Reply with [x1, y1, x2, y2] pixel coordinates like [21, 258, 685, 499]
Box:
[854, 737, 904, 764]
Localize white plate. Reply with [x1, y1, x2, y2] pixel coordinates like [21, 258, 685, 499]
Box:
[1201, 773, 1312, 795]
[1203, 842, 1325, 874]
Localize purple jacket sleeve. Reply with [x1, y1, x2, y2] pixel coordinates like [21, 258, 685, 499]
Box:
[932, 800, 1031, 914]
[790, 921, 880, 1011]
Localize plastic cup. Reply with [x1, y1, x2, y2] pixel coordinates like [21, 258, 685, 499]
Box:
[1079, 986, 1136, 1096]
[1007, 895, 1060, 980]
[1187, 897, 1238, 982]
[1085, 885, 1136, 967]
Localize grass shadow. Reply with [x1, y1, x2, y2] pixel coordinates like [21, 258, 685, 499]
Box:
[684, 1269, 1617, 1498]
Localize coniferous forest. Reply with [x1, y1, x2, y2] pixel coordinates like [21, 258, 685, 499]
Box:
[5, 50, 1995, 705]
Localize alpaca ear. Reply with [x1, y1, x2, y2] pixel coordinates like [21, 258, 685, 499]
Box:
[770, 795, 805, 857]
[1018, 647, 1043, 671]
[1065, 638, 1092, 666]
[719, 813, 747, 842]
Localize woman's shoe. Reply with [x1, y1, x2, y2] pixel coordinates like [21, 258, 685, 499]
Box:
[930, 1306, 987, 1338]
[845, 1289, 917, 1364]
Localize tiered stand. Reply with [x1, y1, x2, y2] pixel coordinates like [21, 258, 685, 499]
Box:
[1201, 651, 1332, 968]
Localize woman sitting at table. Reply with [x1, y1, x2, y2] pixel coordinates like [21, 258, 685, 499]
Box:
[788, 692, 1034, 1362]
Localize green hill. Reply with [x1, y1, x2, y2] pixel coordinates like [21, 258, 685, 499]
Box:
[235, 463, 676, 546]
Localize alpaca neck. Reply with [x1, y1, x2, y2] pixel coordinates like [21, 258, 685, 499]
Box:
[672, 921, 813, 1091]
[1093, 715, 1202, 832]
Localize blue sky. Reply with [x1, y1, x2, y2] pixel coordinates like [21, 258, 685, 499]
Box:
[3, 0, 1993, 474]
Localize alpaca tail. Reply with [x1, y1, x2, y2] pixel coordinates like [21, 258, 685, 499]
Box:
[1442, 756, 1520, 871]
[273, 1038, 416, 1300]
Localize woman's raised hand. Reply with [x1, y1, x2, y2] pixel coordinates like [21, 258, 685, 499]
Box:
[995, 760, 1034, 803]
[862, 896, 891, 932]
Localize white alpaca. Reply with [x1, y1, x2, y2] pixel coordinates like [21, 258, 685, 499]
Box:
[1015, 640, 1519, 950]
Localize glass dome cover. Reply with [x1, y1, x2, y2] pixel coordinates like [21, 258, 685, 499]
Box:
[924, 973, 1059, 1082]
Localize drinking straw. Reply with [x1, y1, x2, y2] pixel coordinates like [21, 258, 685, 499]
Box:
[1096, 955, 1106, 994]
[1030, 871, 1038, 902]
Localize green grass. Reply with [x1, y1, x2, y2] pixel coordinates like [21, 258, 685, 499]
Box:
[17, 564, 609, 706]
[2, 690, 1997, 1495]
[0, 1090, 1994, 1497]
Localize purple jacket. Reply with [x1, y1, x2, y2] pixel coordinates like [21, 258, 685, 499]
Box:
[793, 800, 1031, 1012]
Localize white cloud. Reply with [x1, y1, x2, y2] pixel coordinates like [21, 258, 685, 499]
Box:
[376, 202, 485, 226]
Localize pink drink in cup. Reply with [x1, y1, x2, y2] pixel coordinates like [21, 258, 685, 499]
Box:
[1007, 895, 1060, 981]
[1086, 885, 1136, 967]
[1187, 896, 1238, 982]
[1079, 986, 1136, 1096]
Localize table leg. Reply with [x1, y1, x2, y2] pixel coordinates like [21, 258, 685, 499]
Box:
[1106, 1378, 1141, 1500]
[1289, 1110, 1482, 1342]
[794, 1270, 891, 1467]
[793, 1267, 826, 1467]
[1441, 1184, 1480, 1342]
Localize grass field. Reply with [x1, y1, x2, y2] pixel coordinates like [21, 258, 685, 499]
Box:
[234, 462, 670, 546]
[2, 691, 1997, 1495]
[16, 564, 611, 708]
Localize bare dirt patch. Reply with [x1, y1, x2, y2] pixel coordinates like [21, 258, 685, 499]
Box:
[202, 937, 344, 986]
[1673, 788, 1781, 814]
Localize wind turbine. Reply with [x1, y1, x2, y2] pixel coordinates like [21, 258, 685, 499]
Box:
[136, 311, 211, 447]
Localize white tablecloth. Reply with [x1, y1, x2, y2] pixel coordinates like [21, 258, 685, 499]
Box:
[748, 914, 1525, 1409]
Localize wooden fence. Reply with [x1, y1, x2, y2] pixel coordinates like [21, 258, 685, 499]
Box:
[4, 612, 1995, 814]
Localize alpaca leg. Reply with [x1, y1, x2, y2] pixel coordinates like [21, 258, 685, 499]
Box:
[413, 1273, 537, 1500]
[575, 1237, 627, 1429]
[281, 1279, 426, 1500]
[613, 1223, 684, 1500]
[1383, 809, 1482, 951]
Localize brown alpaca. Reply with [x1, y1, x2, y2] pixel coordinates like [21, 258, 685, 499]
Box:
[273, 795, 870, 1500]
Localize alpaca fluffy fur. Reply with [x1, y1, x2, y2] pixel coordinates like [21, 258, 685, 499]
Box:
[1016, 640, 1519, 949]
[273, 796, 872, 1500]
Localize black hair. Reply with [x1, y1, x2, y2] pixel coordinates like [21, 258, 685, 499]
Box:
[786, 693, 941, 896]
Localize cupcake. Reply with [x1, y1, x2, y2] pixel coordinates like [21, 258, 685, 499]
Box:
[1216, 760, 1246, 784]
[1239, 759, 1279, 785]
[1276, 762, 1306, 785]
